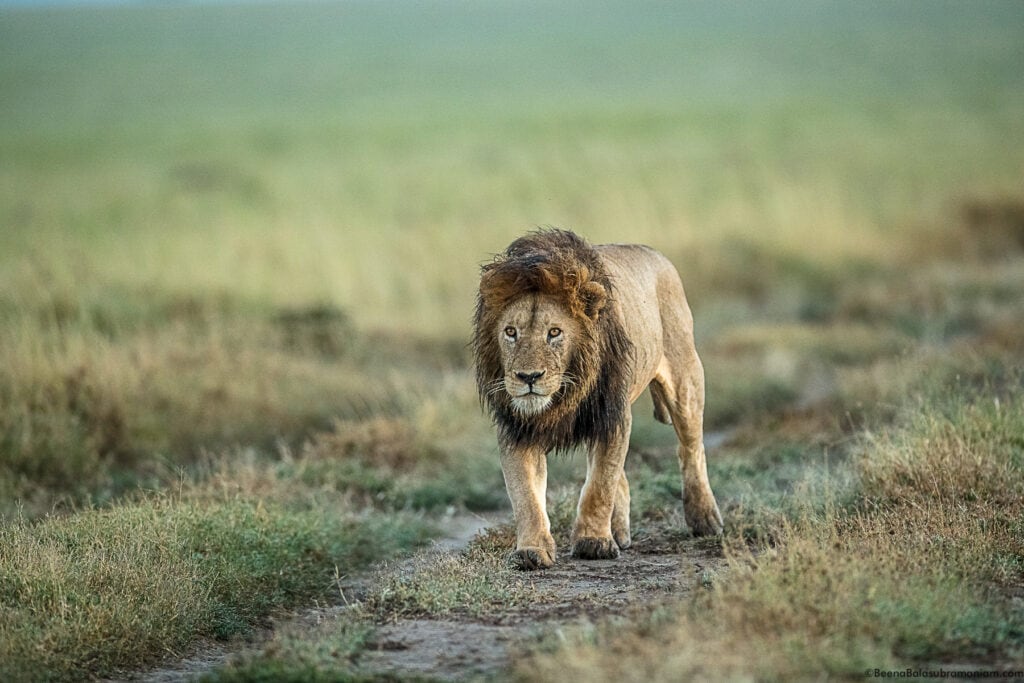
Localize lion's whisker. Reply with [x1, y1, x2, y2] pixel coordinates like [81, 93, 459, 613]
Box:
[485, 379, 507, 398]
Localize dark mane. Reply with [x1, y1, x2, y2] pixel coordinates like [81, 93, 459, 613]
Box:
[472, 229, 634, 453]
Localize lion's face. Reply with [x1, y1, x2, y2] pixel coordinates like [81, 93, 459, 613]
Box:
[474, 229, 632, 452]
[496, 295, 581, 416]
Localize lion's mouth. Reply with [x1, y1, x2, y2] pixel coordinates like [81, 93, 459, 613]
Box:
[509, 392, 553, 416]
[507, 381, 551, 398]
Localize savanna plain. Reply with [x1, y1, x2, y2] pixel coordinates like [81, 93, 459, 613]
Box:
[1, 2, 1024, 681]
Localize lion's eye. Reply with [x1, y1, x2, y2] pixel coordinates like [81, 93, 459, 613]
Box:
[504, 327, 517, 340]
[548, 328, 562, 339]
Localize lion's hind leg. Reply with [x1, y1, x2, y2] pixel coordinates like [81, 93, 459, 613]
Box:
[652, 358, 723, 537]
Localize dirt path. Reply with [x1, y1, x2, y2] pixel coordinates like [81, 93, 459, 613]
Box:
[116, 512, 500, 683]
[355, 530, 724, 681]
[121, 509, 723, 682]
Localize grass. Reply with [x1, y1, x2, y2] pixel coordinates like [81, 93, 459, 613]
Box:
[0, 493, 433, 682]
[1, 0, 1023, 679]
[3, 2, 1023, 514]
[200, 616, 380, 683]
[364, 543, 548, 620]
[3, 2, 1024, 331]
[518, 366, 1024, 681]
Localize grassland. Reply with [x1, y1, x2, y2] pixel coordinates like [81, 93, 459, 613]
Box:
[1, 1, 1023, 680]
[517, 366, 1024, 681]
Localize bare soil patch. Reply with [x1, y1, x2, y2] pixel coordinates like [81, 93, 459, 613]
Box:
[118, 510, 723, 682]
[351, 521, 724, 680]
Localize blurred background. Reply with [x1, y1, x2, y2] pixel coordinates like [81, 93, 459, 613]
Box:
[2, 0, 1023, 514]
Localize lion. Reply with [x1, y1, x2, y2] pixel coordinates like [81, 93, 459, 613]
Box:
[473, 229, 723, 570]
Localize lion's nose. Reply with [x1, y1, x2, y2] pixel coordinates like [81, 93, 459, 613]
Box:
[516, 370, 545, 385]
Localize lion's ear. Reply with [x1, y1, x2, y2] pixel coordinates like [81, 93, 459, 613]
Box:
[479, 264, 510, 308]
[536, 265, 559, 293]
[580, 281, 607, 321]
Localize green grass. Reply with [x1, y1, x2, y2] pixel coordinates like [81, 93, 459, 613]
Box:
[0, 495, 432, 683]
[199, 615, 381, 683]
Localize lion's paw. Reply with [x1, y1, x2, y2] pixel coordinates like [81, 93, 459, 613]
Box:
[571, 536, 620, 560]
[685, 499, 724, 537]
[612, 529, 631, 551]
[508, 547, 555, 571]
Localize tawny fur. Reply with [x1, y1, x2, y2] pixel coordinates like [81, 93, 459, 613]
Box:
[473, 229, 723, 570]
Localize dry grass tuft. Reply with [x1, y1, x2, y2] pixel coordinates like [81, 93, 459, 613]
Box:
[519, 375, 1024, 681]
[860, 389, 1024, 510]
[365, 545, 545, 619]
[959, 196, 1024, 259]
[307, 417, 429, 470]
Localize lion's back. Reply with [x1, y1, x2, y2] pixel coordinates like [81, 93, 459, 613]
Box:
[595, 243, 695, 389]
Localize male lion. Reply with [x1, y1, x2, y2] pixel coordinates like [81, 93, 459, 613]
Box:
[473, 229, 723, 570]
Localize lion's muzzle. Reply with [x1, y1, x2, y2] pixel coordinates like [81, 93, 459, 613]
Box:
[507, 374, 555, 415]
[515, 370, 545, 386]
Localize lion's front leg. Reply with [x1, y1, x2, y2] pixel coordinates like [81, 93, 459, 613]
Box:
[572, 413, 631, 560]
[611, 470, 631, 550]
[500, 445, 556, 570]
